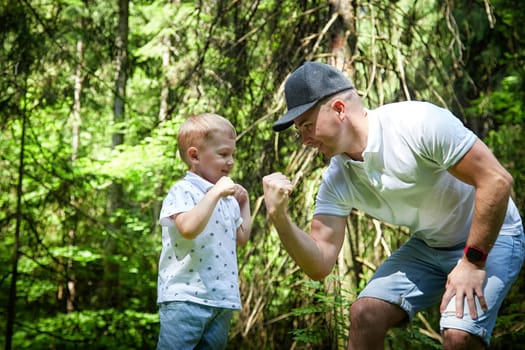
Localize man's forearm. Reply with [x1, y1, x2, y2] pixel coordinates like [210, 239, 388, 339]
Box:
[466, 180, 511, 253]
[270, 212, 328, 280]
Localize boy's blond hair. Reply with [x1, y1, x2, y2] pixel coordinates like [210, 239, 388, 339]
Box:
[177, 113, 237, 167]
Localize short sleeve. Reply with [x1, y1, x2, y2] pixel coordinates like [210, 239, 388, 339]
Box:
[314, 158, 354, 217]
[417, 104, 477, 168]
[159, 182, 201, 227]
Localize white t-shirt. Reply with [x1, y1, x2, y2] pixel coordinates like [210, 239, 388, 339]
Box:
[315, 101, 522, 247]
[157, 171, 243, 309]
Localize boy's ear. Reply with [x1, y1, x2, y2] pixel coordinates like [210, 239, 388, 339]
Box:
[187, 146, 199, 161]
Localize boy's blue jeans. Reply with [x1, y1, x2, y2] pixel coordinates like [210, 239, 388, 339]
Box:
[157, 301, 234, 350]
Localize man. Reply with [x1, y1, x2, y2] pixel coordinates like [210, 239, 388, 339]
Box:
[262, 61, 524, 350]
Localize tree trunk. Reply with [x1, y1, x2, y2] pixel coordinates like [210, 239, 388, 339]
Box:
[5, 85, 28, 350]
[67, 37, 84, 313]
[158, 34, 171, 123]
[328, 0, 357, 70]
[112, 0, 128, 148]
[105, 0, 129, 308]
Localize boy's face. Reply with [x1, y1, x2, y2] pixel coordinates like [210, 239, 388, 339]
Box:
[189, 134, 236, 184]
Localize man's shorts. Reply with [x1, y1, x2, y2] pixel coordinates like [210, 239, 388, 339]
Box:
[357, 229, 525, 345]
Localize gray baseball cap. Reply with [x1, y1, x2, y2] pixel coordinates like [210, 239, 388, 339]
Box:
[272, 61, 354, 132]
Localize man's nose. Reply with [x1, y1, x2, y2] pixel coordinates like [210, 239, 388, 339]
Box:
[301, 132, 315, 146]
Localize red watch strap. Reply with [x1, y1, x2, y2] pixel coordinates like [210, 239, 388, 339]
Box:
[464, 245, 488, 262]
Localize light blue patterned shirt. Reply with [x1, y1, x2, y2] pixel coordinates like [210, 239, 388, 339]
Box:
[157, 171, 242, 309]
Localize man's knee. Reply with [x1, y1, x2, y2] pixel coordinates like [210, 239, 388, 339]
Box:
[349, 298, 375, 325]
[442, 328, 485, 350]
[350, 298, 406, 328]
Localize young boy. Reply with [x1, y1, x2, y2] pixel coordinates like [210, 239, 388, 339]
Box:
[156, 113, 252, 350]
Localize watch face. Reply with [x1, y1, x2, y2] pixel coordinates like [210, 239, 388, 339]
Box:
[466, 247, 484, 262]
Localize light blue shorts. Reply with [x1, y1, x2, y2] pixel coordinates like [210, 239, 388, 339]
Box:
[357, 230, 525, 345]
[157, 301, 234, 350]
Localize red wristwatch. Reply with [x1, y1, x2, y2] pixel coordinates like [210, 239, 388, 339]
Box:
[464, 245, 488, 263]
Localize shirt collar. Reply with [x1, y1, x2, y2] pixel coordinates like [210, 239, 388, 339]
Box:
[363, 108, 381, 155]
[184, 171, 214, 193]
[339, 108, 380, 167]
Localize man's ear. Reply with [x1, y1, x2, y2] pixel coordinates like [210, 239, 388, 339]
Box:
[187, 146, 199, 162]
[331, 99, 346, 121]
[332, 99, 345, 115]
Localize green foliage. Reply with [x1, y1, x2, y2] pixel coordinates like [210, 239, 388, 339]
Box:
[290, 277, 352, 348]
[1, 0, 525, 349]
[387, 322, 442, 350]
[12, 310, 158, 350]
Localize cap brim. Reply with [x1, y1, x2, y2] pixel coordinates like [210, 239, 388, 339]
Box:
[272, 100, 318, 132]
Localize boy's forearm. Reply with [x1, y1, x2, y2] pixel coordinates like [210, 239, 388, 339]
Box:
[237, 203, 252, 246]
[175, 190, 221, 239]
